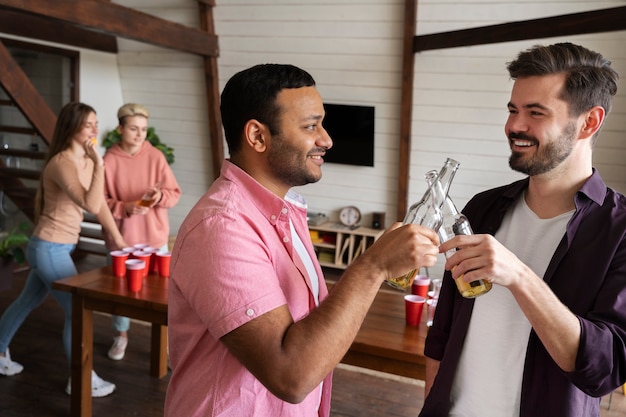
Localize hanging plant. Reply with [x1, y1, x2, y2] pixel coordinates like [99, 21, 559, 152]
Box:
[102, 126, 175, 165]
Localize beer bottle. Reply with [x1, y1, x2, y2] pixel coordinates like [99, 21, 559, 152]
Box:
[384, 158, 458, 291]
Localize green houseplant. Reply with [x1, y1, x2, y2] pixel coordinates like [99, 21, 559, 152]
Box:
[102, 126, 175, 165]
[0, 222, 30, 266]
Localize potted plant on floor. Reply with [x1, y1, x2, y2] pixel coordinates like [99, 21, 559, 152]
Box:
[0, 222, 30, 290]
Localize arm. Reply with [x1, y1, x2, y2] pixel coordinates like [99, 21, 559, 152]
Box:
[95, 202, 127, 250]
[221, 223, 439, 403]
[424, 357, 441, 398]
[150, 164, 182, 209]
[51, 152, 105, 214]
[440, 234, 580, 371]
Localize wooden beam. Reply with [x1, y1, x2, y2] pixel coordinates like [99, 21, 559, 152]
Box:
[0, 9, 117, 53]
[397, 0, 418, 221]
[0, 40, 56, 142]
[414, 6, 626, 52]
[198, 0, 223, 180]
[0, 0, 218, 57]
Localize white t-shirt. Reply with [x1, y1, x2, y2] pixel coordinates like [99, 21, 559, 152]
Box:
[449, 194, 573, 417]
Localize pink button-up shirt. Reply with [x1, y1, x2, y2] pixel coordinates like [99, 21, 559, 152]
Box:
[165, 160, 331, 417]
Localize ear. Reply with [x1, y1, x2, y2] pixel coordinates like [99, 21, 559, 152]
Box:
[116, 125, 123, 135]
[243, 119, 268, 153]
[579, 106, 605, 140]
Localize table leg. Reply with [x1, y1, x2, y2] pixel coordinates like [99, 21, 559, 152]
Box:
[150, 323, 168, 378]
[70, 294, 93, 417]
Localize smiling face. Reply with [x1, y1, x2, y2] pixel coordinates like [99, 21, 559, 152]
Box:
[265, 86, 333, 189]
[505, 74, 581, 176]
[118, 115, 148, 154]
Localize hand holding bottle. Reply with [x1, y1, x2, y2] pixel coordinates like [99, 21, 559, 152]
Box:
[355, 222, 439, 285]
[440, 233, 523, 290]
[136, 182, 162, 208]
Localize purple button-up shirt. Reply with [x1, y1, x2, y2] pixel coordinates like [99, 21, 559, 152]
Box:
[421, 170, 626, 417]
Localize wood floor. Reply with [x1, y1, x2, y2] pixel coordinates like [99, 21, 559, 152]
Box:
[0, 254, 624, 416]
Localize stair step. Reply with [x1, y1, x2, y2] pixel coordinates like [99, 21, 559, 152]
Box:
[0, 148, 46, 160]
[0, 167, 41, 180]
[76, 237, 108, 256]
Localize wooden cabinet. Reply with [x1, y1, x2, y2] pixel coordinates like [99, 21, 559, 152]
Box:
[309, 222, 383, 269]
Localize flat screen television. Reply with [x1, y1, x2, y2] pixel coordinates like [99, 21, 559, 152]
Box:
[322, 103, 375, 167]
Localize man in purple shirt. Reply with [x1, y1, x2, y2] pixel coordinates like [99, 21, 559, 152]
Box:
[164, 64, 440, 416]
[421, 43, 626, 417]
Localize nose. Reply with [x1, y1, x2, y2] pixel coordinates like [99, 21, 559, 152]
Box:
[505, 113, 528, 135]
[319, 127, 333, 150]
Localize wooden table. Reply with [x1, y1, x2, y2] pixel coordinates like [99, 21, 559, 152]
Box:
[53, 267, 169, 417]
[331, 282, 428, 380]
[53, 269, 426, 416]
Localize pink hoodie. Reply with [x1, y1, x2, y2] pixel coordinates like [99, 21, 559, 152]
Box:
[102, 141, 181, 249]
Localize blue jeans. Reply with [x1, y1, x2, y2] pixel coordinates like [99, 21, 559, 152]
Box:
[0, 236, 76, 365]
[110, 243, 168, 333]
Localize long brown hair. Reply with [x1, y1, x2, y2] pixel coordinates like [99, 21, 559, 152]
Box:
[35, 102, 97, 221]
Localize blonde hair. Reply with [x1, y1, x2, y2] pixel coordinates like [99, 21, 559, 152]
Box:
[117, 103, 149, 125]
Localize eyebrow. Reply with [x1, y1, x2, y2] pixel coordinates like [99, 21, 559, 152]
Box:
[507, 101, 550, 112]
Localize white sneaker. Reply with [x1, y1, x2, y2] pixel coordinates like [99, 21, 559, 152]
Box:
[65, 370, 116, 397]
[107, 336, 128, 361]
[0, 349, 23, 376]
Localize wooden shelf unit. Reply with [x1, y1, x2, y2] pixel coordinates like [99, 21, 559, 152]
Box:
[309, 222, 383, 269]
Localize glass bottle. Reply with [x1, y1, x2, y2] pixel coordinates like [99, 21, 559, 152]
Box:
[384, 158, 459, 291]
[436, 192, 492, 298]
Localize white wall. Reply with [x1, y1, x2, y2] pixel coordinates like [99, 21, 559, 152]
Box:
[7, 2, 626, 278]
[210, 0, 626, 278]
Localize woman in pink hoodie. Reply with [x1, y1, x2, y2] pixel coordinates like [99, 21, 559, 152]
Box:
[103, 103, 181, 360]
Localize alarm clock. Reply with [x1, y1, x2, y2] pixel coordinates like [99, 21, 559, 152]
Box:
[339, 206, 361, 228]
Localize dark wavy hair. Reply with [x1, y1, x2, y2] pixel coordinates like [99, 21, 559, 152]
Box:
[507, 43, 618, 118]
[220, 64, 316, 156]
[35, 102, 96, 220]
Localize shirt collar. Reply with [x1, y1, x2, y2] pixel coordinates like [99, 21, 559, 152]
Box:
[220, 160, 308, 225]
[501, 169, 607, 208]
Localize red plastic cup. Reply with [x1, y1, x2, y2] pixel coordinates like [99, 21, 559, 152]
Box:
[110, 250, 129, 278]
[132, 251, 151, 277]
[125, 259, 145, 292]
[411, 275, 430, 298]
[133, 243, 149, 250]
[122, 247, 135, 256]
[156, 251, 171, 278]
[404, 294, 426, 326]
[142, 247, 159, 274]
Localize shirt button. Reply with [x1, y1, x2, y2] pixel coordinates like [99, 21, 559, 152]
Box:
[246, 309, 254, 317]
[271, 215, 277, 220]
[281, 208, 288, 214]
[283, 236, 289, 243]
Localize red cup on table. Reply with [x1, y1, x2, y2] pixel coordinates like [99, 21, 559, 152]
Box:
[142, 246, 159, 274]
[132, 251, 151, 277]
[411, 275, 430, 298]
[110, 250, 129, 278]
[125, 259, 145, 292]
[156, 251, 171, 278]
[404, 294, 426, 326]
[122, 247, 135, 257]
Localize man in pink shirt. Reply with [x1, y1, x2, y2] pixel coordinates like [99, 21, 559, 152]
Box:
[164, 64, 439, 417]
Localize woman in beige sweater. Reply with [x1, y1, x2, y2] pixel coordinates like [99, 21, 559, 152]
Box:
[0, 102, 126, 397]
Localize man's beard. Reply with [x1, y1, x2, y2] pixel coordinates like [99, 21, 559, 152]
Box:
[509, 121, 577, 176]
[267, 134, 322, 187]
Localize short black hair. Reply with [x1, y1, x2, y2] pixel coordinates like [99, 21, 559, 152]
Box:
[220, 64, 316, 156]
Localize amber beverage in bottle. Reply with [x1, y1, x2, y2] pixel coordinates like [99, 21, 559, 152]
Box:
[438, 196, 492, 298]
[136, 195, 156, 207]
[385, 159, 459, 291]
[136, 182, 161, 207]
